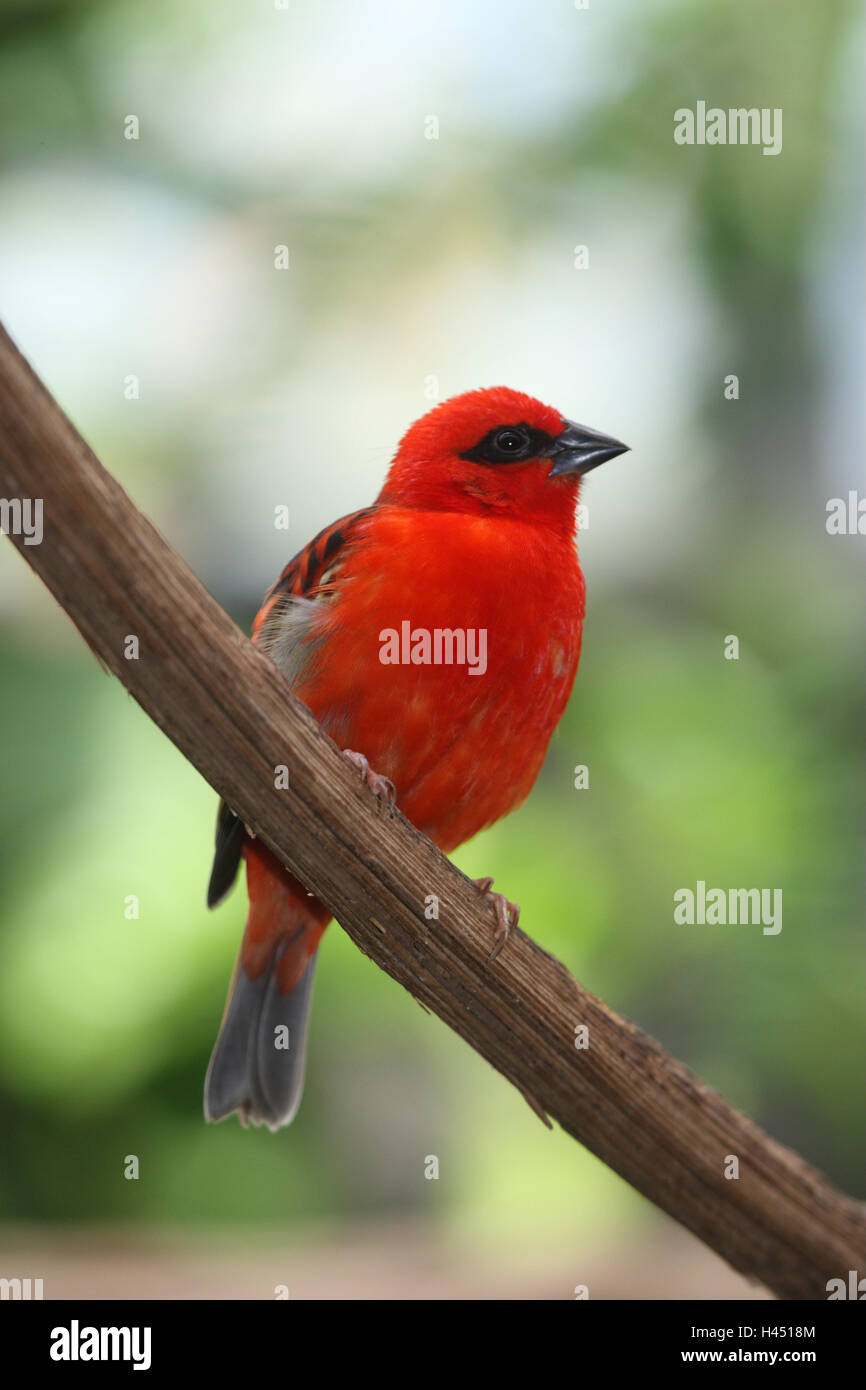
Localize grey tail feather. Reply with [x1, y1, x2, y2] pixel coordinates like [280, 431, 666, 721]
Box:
[204, 944, 317, 1132]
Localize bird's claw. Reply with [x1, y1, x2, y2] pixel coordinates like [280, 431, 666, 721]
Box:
[343, 749, 396, 810]
[473, 876, 520, 961]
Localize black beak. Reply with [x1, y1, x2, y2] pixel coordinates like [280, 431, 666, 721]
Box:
[548, 419, 630, 478]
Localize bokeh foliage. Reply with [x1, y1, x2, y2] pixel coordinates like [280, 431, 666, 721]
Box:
[0, 0, 862, 1254]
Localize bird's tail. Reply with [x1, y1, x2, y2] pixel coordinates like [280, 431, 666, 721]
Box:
[204, 842, 329, 1131]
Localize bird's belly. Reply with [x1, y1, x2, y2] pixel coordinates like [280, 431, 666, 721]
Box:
[294, 564, 582, 852]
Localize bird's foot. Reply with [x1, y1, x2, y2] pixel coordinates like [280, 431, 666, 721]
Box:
[343, 750, 396, 810]
[473, 876, 520, 961]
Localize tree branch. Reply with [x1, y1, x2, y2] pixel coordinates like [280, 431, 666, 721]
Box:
[0, 322, 862, 1300]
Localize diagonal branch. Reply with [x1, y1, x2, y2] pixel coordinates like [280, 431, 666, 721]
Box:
[0, 322, 862, 1300]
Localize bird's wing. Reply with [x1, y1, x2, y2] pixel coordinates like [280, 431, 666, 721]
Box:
[206, 797, 247, 909]
[206, 507, 375, 909]
[254, 505, 375, 625]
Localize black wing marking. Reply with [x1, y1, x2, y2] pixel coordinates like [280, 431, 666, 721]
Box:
[207, 799, 246, 909]
[253, 506, 376, 633]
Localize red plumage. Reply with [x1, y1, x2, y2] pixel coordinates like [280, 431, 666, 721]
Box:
[204, 386, 628, 1129]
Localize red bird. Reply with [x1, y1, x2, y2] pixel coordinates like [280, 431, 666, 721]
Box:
[204, 387, 628, 1129]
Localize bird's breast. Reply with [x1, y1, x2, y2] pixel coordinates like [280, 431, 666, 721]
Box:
[291, 508, 585, 851]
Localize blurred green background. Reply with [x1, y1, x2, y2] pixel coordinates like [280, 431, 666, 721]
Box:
[0, 0, 862, 1298]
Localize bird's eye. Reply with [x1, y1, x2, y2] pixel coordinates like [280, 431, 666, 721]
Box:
[493, 428, 527, 454]
[459, 421, 551, 465]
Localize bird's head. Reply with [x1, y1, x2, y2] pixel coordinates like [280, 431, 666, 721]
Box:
[380, 386, 629, 526]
